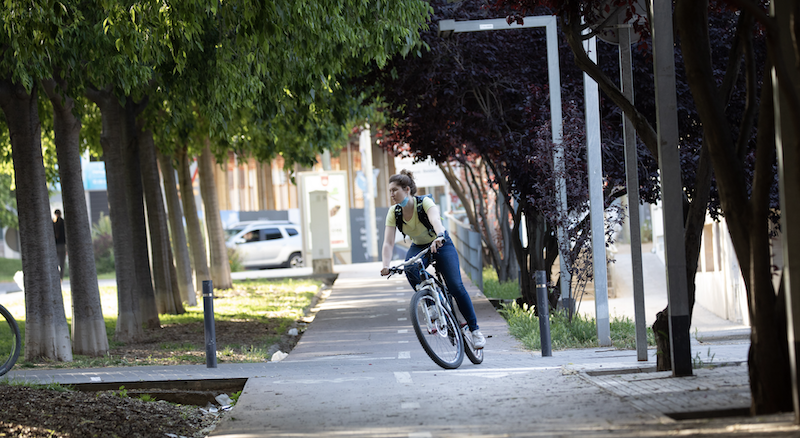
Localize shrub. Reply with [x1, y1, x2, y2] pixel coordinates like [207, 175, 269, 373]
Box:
[92, 213, 115, 274]
[228, 247, 243, 272]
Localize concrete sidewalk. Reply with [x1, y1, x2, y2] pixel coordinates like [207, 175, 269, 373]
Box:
[5, 261, 796, 436]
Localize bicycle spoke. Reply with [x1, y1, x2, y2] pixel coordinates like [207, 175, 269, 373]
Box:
[410, 290, 463, 369]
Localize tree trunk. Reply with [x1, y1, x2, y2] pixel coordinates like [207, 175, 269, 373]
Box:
[158, 150, 196, 306]
[176, 146, 211, 293]
[85, 87, 143, 343]
[0, 79, 72, 361]
[676, 0, 792, 413]
[121, 107, 160, 329]
[199, 142, 232, 289]
[42, 78, 108, 357]
[138, 127, 184, 315]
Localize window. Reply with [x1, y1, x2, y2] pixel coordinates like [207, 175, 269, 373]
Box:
[262, 228, 283, 240]
[285, 227, 298, 236]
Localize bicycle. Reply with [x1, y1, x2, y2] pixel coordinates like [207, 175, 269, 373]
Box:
[387, 246, 484, 369]
[0, 303, 21, 376]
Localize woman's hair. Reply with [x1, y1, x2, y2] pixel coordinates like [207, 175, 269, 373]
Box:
[389, 169, 417, 196]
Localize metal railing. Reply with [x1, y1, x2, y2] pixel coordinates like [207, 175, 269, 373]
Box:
[444, 213, 483, 292]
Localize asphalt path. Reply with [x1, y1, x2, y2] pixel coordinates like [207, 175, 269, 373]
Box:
[210, 263, 660, 438]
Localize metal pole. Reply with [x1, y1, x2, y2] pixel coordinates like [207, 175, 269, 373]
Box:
[648, 0, 692, 376]
[536, 270, 552, 357]
[203, 280, 217, 368]
[772, 0, 800, 422]
[583, 33, 612, 347]
[546, 19, 573, 317]
[619, 24, 648, 362]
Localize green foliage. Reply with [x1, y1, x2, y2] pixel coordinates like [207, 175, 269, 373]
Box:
[500, 302, 655, 351]
[0, 257, 22, 282]
[482, 267, 521, 300]
[92, 213, 115, 274]
[138, 394, 156, 402]
[228, 246, 243, 272]
[116, 386, 128, 398]
[0, 380, 73, 392]
[230, 390, 242, 404]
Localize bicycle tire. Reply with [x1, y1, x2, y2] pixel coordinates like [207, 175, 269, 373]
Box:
[0, 304, 21, 377]
[410, 289, 463, 369]
[462, 325, 484, 364]
[440, 283, 484, 365]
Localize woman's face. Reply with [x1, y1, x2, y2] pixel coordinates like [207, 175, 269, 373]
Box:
[388, 182, 410, 205]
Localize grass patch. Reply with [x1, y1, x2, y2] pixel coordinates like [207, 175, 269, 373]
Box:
[482, 268, 521, 300]
[0, 278, 320, 369]
[500, 301, 655, 351]
[0, 258, 21, 283]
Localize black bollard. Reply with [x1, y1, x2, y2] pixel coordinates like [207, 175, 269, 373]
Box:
[535, 270, 552, 357]
[202, 280, 217, 368]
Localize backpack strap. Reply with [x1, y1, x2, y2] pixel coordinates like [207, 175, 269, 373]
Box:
[395, 195, 436, 238]
[395, 204, 406, 237]
[416, 195, 436, 237]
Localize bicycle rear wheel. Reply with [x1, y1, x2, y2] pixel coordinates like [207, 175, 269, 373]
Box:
[410, 289, 463, 369]
[462, 324, 484, 364]
[0, 304, 21, 376]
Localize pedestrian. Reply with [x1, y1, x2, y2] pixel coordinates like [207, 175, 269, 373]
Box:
[380, 169, 485, 349]
[53, 209, 67, 280]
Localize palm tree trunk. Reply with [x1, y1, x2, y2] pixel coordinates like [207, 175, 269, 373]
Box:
[177, 146, 211, 293]
[0, 79, 72, 361]
[199, 142, 232, 289]
[42, 78, 108, 356]
[138, 127, 184, 315]
[158, 150, 196, 306]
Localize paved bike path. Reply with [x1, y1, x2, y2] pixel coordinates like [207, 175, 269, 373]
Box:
[8, 263, 793, 436]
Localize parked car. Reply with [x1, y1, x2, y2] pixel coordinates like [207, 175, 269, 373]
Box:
[225, 220, 303, 269]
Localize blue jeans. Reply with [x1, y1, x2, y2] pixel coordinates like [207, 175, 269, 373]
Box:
[405, 232, 479, 331]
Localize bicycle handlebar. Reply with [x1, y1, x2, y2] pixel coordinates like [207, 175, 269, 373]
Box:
[386, 246, 433, 278]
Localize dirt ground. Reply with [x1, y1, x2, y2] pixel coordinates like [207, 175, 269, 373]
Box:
[0, 304, 309, 437]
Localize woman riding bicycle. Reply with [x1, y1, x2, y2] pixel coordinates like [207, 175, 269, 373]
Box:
[380, 170, 485, 349]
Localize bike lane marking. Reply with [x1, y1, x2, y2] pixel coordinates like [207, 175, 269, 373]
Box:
[398, 351, 411, 359]
[409, 433, 432, 438]
[394, 371, 413, 384]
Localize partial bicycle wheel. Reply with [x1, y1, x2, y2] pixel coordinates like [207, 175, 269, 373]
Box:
[462, 324, 484, 364]
[0, 304, 21, 376]
[444, 292, 483, 365]
[410, 289, 463, 369]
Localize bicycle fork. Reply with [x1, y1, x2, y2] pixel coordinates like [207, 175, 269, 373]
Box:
[416, 280, 446, 335]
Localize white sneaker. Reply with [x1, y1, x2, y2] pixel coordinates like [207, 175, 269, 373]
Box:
[471, 329, 486, 349]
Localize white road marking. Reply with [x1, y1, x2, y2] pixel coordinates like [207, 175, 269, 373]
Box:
[398, 317, 407, 321]
[397, 308, 405, 311]
[398, 340, 409, 344]
[394, 372, 413, 384]
[401, 402, 420, 409]
[397, 299, 405, 303]
[409, 432, 431, 438]
[398, 351, 411, 359]
[273, 377, 375, 385]
[90, 377, 102, 382]
[398, 329, 408, 334]
[396, 287, 406, 290]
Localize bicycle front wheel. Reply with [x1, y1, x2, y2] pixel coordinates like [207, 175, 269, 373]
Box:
[0, 304, 21, 376]
[410, 289, 463, 369]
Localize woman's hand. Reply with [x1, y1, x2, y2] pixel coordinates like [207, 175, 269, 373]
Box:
[430, 236, 445, 254]
[381, 267, 391, 276]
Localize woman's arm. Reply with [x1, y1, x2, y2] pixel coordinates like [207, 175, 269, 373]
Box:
[425, 204, 448, 253]
[380, 226, 397, 275]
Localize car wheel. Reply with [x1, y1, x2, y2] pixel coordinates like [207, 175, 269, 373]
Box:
[287, 252, 303, 268]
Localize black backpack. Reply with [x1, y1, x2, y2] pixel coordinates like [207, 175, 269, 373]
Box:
[395, 195, 436, 238]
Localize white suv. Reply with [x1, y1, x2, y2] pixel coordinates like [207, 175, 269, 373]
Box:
[225, 221, 303, 269]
